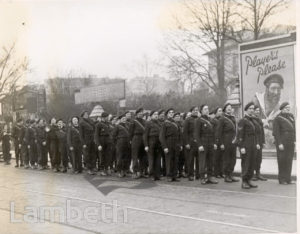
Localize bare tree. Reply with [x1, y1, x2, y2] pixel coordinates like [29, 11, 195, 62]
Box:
[0, 44, 29, 97]
[234, 0, 290, 40]
[163, 0, 242, 102]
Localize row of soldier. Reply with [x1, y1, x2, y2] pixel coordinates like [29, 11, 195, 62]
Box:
[1, 101, 295, 189]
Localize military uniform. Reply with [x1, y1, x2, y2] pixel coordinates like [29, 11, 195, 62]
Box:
[159, 118, 166, 176]
[47, 125, 59, 169]
[12, 123, 23, 166]
[35, 125, 48, 168]
[159, 118, 182, 181]
[237, 115, 257, 185]
[112, 122, 130, 176]
[183, 115, 199, 180]
[95, 121, 112, 173]
[143, 119, 162, 180]
[273, 112, 295, 184]
[57, 126, 68, 172]
[252, 116, 266, 180]
[79, 118, 96, 172]
[194, 115, 217, 183]
[217, 114, 237, 180]
[67, 124, 83, 173]
[129, 118, 147, 176]
[19, 124, 29, 168]
[212, 115, 222, 178]
[2, 124, 11, 164]
[25, 125, 37, 167]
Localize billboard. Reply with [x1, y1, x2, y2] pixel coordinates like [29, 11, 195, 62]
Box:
[75, 80, 125, 104]
[239, 32, 296, 149]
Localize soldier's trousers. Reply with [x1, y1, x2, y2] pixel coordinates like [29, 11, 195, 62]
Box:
[198, 143, 214, 179]
[241, 136, 256, 181]
[37, 143, 48, 167]
[49, 140, 58, 168]
[29, 143, 38, 166]
[148, 136, 162, 178]
[213, 147, 223, 176]
[110, 144, 116, 170]
[131, 135, 147, 173]
[187, 142, 199, 177]
[161, 153, 166, 176]
[254, 146, 262, 174]
[98, 137, 112, 171]
[14, 139, 22, 165]
[21, 144, 29, 165]
[276, 142, 294, 183]
[223, 142, 237, 176]
[58, 142, 68, 169]
[116, 138, 130, 172]
[71, 146, 82, 172]
[2, 136, 11, 162]
[83, 140, 96, 170]
[165, 137, 180, 179]
[177, 149, 185, 175]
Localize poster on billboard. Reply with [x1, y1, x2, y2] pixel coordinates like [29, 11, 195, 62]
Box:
[239, 32, 296, 149]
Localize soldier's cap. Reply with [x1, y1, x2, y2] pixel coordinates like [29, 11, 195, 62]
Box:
[190, 106, 198, 112]
[101, 112, 109, 118]
[80, 110, 89, 117]
[71, 116, 79, 121]
[30, 120, 35, 124]
[57, 119, 64, 123]
[173, 112, 181, 117]
[244, 102, 255, 111]
[135, 107, 144, 115]
[264, 74, 284, 88]
[111, 115, 117, 120]
[279, 102, 289, 110]
[158, 109, 165, 115]
[200, 104, 208, 112]
[223, 103, 231, 112]
[118, 114, 126, 120]
[165, 108, 174, 115]
[25, 119, 30, 124]
[149, 110, 158, 116]
[254, 105, 260, 110]
[17, 118, 23, 123]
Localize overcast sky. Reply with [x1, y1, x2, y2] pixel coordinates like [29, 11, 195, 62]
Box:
[0, 0, 296, 84]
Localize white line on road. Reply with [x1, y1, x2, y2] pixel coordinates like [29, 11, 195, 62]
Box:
[0, 186, 282, 233]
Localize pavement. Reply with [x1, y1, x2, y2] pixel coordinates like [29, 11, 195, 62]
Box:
[0, 162, 297, 234]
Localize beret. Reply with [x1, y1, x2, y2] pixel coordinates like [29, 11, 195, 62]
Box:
[264, 74, 283, 88]
[173, 112, 181, 117]
[223, 103, 231, 112]
[101, 112, 109, 118]
[150, 110, 158, 116]
[165, 108, 174, 115]
[118, 114, 125, 120]
[200, 104, 208, 112]
[135, 107, 144, 115]
[124, 111, 130, 115]
[71, 116, 79, 121]
[30, 120, 35, 124]
[158, 109, 165, 115]
[244, 102, 255, 111]
[190, 106, 198, 112]
[279, 102, 289, 110]
[80, 110, 89, 117]
[17, 118, 23, 123]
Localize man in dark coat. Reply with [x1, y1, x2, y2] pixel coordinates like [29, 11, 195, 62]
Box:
[25, 120, 38, 169]
[194, 104, 218, 185]
[159, 109, 182, 182]
[35, 119, 48, 170]
[12, 119, 23, 167]
[273, 102, 295, 185]
[252, 106, 267, 181]
[237, 102, 260, 189]
[95, 112, 112, 176]
[144, 110, 162, 180]
[129, 108, 147, 178]
[79, 111, 96, 175]
[217, 104, 239, 183]
[112, 114, 131, 178]
[183, 106, 200, 181]
[57, 119, 68, 173]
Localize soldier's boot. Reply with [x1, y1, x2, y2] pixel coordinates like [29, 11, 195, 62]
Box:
[248, 180, 258, 188]
[207, 176, 218, 184]
[256, 172, 267, 181]
[188, 176, 194, 181]
[224, 175, 233, 183]
[229, 174, 240, 182]
[242, 181, 251, 189]
[201, 178, 208, 185]
[88, 169, 95, 175]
